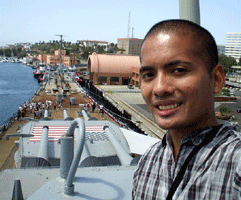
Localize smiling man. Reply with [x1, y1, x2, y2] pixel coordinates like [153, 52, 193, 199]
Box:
[132, 20, 241, 199]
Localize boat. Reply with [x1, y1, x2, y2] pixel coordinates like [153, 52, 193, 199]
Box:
[33, 61, 47, 82]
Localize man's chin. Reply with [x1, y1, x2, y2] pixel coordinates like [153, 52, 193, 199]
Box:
[155, 121, 176, 131]
[155, 118, 182, 131]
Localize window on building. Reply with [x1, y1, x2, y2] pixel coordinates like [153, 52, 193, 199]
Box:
[98, 76, 107, 85]
[110, 77, 119, 85]
[122, 77, 130, 85]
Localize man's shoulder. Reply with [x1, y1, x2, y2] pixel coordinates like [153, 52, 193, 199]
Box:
[138, 139, 165, 164]
[214, 122, 241, 158]
[219, 121, 241, 141]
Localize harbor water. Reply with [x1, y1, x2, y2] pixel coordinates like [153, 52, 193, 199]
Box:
[0, 62, 39, 126]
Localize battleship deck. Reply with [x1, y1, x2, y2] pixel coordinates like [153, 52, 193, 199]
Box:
[0, 74, 113, 171]
[0, 72, 162, 199]
[0, 73, 164, 172]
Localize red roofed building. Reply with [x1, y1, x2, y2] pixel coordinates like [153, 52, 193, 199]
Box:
[88, 53, 141, 87]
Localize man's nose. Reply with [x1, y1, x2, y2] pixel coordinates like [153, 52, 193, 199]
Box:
[153, 74, 174, 97]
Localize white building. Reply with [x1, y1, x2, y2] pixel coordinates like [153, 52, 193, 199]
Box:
[78, 40, 110, 51]
[225, 32, 241, 62]
[217, 45, 225, 55]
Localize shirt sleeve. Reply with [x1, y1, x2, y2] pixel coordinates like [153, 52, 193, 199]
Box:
[132, 141, 162, 199]
[132, 146, 149, 199]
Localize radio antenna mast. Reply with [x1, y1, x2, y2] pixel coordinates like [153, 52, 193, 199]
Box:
[55, 34, 66, 73]
[127, 11, 131, 38]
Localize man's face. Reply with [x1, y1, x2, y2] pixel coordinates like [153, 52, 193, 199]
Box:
[140, 33, 216, 131]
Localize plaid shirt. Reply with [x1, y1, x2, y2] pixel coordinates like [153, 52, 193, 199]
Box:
[133, 122, 241, 199]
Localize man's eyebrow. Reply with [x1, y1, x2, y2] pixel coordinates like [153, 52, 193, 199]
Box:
[139, 66, 154, 74]
[139, 61, 192, 73]
[166, 60, 192, 66]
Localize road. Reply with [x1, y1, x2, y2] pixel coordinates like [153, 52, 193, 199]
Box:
[215, 89, 241, 131]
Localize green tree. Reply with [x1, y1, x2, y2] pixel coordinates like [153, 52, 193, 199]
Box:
[238, 57, 241, 66]
[219, 105, 233, 115]
[79, 42, 94, 60]
[219, 54, 237, 74]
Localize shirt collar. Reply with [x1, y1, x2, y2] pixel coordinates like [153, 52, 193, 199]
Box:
[161, 123, 230, 147]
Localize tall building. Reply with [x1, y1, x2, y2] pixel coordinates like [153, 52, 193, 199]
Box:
[217, 45, 225, 55]
[225, 32, 241, 62]
[179, 0, 200, 25]
[117, 38, 143, 56]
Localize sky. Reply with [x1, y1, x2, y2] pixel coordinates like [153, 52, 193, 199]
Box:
[0, 0, 241, 47]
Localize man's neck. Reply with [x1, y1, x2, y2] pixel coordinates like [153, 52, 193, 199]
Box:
[169, 118, 219, 162]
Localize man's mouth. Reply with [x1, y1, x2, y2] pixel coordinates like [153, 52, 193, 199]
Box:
[157, 103, 182, 111]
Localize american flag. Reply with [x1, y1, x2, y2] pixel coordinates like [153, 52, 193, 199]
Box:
[30, 125, 104, 142]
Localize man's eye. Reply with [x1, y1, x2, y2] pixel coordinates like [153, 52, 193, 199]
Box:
[142, 72, 154, 79]
[173, 68, 187, 73]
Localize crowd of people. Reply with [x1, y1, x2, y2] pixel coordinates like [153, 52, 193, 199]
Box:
[17, 99, 104, 121]
[82, 102, 104, 118]
[17, 100, 53, 120]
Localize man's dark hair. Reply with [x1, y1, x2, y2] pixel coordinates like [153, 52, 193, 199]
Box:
[141, 19, 218, 71]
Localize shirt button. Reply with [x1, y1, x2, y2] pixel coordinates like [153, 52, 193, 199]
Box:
[193, 137, 202, 145]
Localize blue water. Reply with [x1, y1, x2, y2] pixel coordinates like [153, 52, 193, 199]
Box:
[0, 62, 39, 126]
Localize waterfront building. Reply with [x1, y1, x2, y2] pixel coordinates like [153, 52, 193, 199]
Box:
[78, 40, 110, 51]
[88, 53, 140, 86]
[117, 38, 143, 56]
[37, 49, 77, 66]
[225, 32, 241, 62]
[217, 45, 225, 55]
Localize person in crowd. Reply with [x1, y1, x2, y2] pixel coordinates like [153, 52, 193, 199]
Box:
[99, 105, 104, 119]
[92, 102, 96, 113]
[29, 104, 33, 113]
[132, 19, 241, 199]
[17, 109, 21, 121]
[19, 105, 23, 112]
[39, 108, 42, 118]
[86, 103, 91, 115]
[35, 111, 39, 119]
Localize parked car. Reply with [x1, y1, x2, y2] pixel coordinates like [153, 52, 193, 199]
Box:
[237, 107, 241, 113]
[128, 84, 134, 89]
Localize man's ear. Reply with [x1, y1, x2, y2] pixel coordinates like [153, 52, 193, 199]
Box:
[212, 64, 225, 94]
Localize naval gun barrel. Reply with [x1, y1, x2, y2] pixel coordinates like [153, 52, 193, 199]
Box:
[40, 109, 50, 121]
[63, 109, 68, 119]
[44, 109, 49, 118]
[63, 109, 74, 121]
[81, 109, 89, 121]
[37, 126, 50, 166]
[103, 126, 133, 166]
